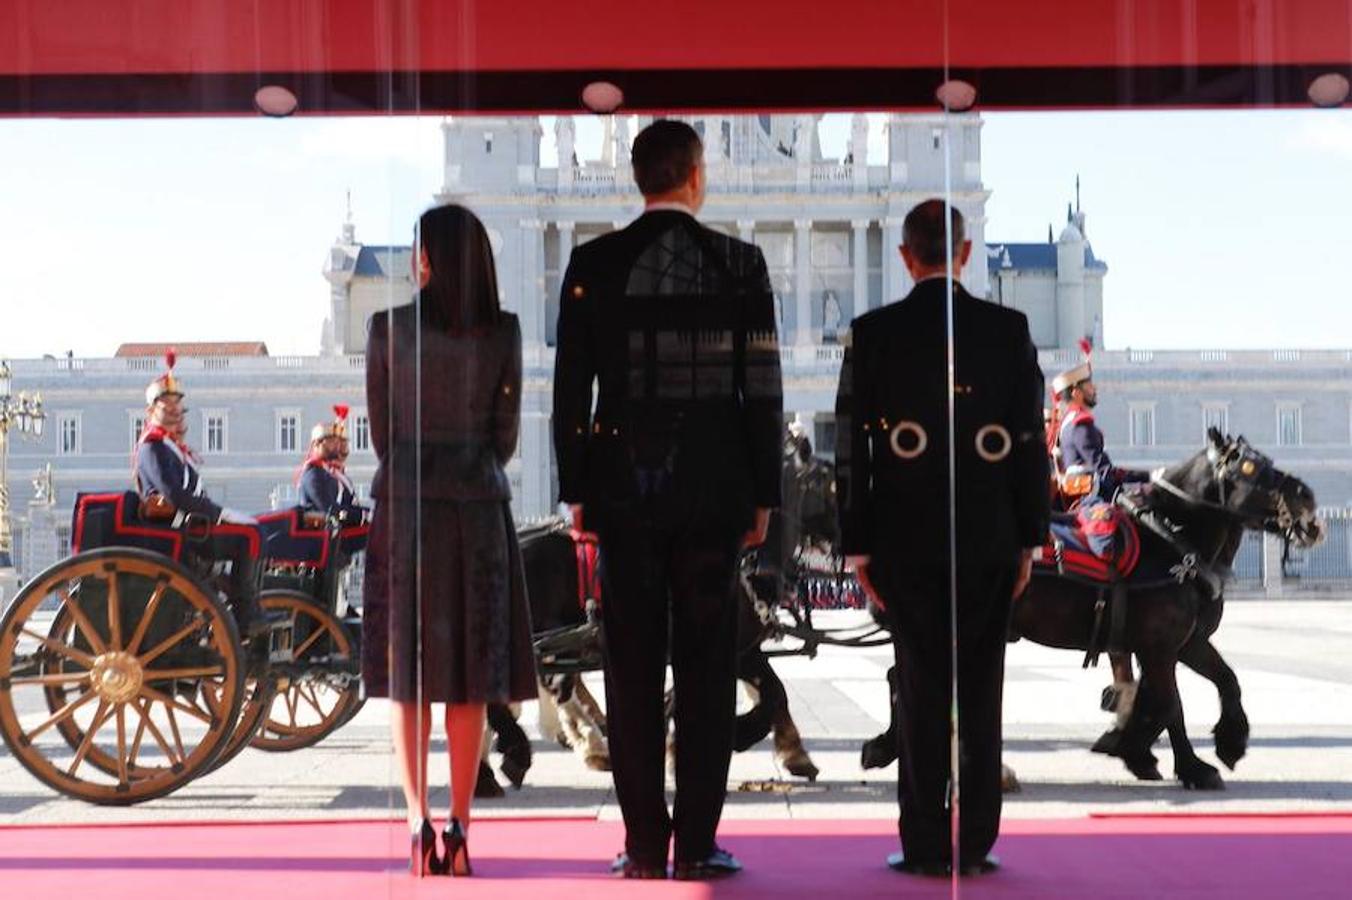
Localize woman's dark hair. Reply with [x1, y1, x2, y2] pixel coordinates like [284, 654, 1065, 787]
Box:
[415, 203, 501, 331]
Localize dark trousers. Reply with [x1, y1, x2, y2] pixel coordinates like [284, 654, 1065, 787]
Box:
[877, 562, 1015, 864]
[596, 514, 742, 865]
[195, 529, 262, 620]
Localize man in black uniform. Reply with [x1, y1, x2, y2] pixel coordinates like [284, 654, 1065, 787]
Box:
[552, 120, 782, 881]
[834, 200, 1049, 876]
[134, 353, 271, 636]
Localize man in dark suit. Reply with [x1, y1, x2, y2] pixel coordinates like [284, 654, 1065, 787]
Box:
[552, 119, 782, 881]
[834, 200, 1049, 877]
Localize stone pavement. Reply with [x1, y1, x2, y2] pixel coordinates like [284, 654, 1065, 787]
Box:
[3, 601, 1351, 825]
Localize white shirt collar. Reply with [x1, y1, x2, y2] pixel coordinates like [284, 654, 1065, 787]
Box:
[643, 201, 696, 216]
[916, 272, 960, 284]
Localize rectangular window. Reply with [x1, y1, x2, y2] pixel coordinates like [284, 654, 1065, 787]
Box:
[1277, 404, 1302, 447]
[129, 414, 144, 452]
[56, 414, 80, 455]
[1129, 404, 1155, 447]
[204, 412, 227, 454]
[353, 413, 371, 452]
[1202, 404, 1228, 440]
[277, 412, 299, 453]
[55, 525, 71, 559]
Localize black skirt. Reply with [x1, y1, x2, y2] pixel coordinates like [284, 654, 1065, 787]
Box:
[361, 496, 538, 704]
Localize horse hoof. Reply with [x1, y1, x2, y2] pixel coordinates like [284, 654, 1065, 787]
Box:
[860, 736, 898, 770]
[1213, 721, 1250, 771]
[475, 766, 506, 799]
[1001, 764, 1022, 794]
[1179, 766, 1225, 791]
[585, 753, 612, 772]
[500, 756, 530, 790]
[1124, 754, 1163, 782]
[1091, 729, 1124, 757]
[781, 753, 819, 782]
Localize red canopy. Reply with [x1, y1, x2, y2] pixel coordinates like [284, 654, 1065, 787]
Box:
[3, 0, 1350, 114]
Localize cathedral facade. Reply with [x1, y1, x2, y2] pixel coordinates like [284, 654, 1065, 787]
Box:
[4, 113, 1350, 595]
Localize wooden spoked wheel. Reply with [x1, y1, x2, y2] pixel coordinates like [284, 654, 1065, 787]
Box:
[0, 548, 242, 805]
[250, 590, 360, 752]
[201, 675, 278, 774]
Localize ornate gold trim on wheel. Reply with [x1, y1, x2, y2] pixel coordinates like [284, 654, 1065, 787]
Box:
[0, 548, 243, 805]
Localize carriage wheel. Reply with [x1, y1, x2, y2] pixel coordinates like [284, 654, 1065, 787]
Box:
[0, 548, 243, 805]
[201, 675, 278, 773]
[249, 590, 360, 752]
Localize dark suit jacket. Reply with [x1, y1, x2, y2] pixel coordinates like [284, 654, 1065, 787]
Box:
[366, 301, 521, 501]
[552, 209, 783, 532]
[834, 278, 1049, 566]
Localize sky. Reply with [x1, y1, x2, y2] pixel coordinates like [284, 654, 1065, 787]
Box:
[1, 108, 1350, 360]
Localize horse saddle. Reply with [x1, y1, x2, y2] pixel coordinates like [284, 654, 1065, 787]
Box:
[1037, 502, 1142, 584]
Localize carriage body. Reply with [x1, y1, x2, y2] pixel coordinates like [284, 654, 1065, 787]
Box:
[0, 492, 368, 805]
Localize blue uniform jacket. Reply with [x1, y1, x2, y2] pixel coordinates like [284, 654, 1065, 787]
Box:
[1058, 409, 1149, 504]
[135, 436, 223, 522]
[299, 463, 367, 521]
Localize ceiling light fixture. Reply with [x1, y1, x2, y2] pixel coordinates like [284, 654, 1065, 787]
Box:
[581, 81, 624, 114]
[254, 85, 299, 117]
[1307, 72, 1350, 108]
[935, 79, 978, 112]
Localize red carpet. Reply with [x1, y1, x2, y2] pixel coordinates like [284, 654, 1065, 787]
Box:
[2, 815, 1351, 898]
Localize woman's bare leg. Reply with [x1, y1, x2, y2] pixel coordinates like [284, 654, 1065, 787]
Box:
[391, 700, 434, 830]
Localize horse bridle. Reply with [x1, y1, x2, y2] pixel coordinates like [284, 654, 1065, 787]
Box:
[1151, 438, 1300, 540]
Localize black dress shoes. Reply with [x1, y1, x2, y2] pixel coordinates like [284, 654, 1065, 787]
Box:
[887, 852, 950, 877]
[887, 852, 1001, 877]
[610, 852, 666, 879]
[673, 847, 743, 881]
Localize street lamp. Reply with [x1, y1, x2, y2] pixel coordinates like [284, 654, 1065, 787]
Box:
[0, 360, 46, 570]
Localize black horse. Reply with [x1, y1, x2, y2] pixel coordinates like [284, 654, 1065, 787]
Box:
[862, 429, 1323, 790]
[493, 433, 840, 789]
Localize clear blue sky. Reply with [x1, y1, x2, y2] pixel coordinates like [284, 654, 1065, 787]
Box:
[1, 109, 1349, 360]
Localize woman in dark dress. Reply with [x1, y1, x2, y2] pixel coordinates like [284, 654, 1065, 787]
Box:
[362, 204, 537, 876]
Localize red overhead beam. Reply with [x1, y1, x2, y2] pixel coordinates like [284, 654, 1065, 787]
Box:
[2, 0, 1350, 114]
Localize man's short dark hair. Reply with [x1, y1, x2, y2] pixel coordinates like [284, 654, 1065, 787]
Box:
[632, 120, 703, 196]
[902, 199, 966, 267]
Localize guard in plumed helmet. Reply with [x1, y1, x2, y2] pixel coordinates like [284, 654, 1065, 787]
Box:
[298, 404, 369, 525]
[1050, 339, 1150, 508]
[134, 350, 275, 637]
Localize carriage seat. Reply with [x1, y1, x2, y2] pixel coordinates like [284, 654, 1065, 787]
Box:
[71, 491, 186, 561]
[1035, 502, 1141, 583]
[256, 508, 332, 568]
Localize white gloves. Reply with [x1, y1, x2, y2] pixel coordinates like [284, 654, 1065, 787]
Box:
[218, 508, 258, 526]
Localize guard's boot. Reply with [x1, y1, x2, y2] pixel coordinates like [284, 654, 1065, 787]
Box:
[230, 557, 284, 639]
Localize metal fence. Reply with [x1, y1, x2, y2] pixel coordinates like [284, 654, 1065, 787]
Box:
[1282, 508, 1352, 582]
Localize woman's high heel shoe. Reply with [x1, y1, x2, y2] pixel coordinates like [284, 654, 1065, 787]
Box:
[444, 818, 472, 877]
[411, 819, 445, 876]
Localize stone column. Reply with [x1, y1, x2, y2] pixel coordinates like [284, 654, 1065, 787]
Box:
[556, 220, 575, 277]
[794, 219, 813, 346]
[1262, 532, 1285, 598]
[883, 216, 905, 302]
[850, 113, 869, 191]
[555, 116, 575, 192]
[517, 218, 545, 346]
[851, 219, 870, 315]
